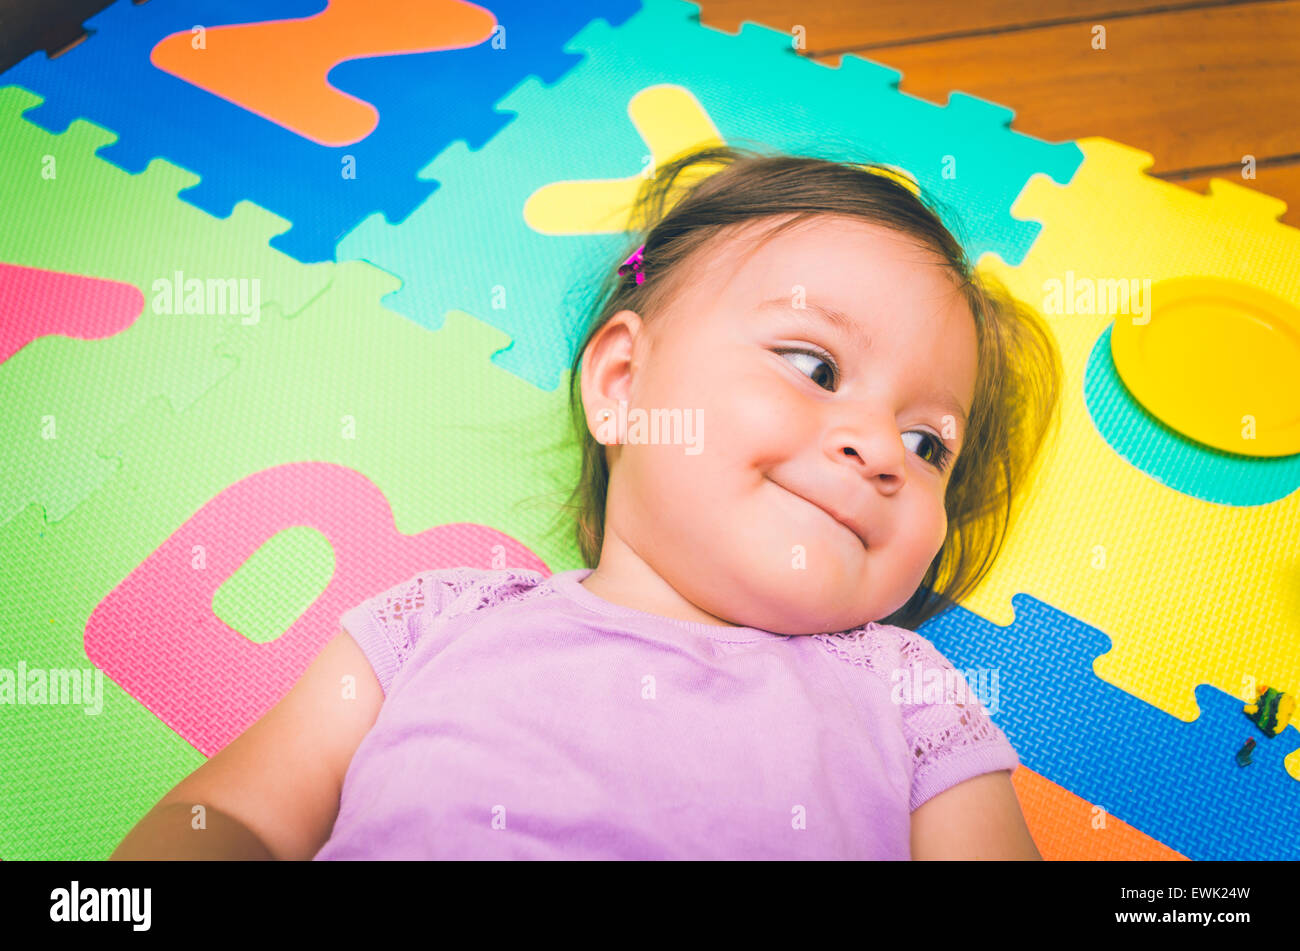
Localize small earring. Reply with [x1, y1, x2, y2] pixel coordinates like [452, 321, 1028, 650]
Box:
[596, 408, 615, 446]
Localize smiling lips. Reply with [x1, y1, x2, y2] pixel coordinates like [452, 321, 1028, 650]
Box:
[773, 479, 870, 549]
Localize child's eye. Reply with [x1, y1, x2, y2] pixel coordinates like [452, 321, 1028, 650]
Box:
[903, 430, 955, 472]
[777, 348, 838, 391]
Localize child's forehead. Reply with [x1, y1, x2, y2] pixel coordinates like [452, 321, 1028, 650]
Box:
[696, 215, 942, 282]
[700, 216, 960, 312]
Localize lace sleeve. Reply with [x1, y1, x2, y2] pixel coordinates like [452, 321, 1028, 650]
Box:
[339, 567, 544, 694]
[895, 630, 1021, 813]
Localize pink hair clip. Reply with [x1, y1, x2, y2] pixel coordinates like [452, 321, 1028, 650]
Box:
[618, 244, 646, 285]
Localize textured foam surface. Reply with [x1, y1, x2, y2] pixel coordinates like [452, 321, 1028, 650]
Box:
[0, 262, 144, 363]
[0, 85, 333, 528]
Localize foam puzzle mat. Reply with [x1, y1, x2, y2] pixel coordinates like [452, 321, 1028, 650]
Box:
[0, 0, 1295, 861]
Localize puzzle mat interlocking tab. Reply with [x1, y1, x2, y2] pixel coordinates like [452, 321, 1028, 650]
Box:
[2, 0, 640, 264]
[952, 137, 1300, 784]
[336, 0, 1083, 392]
[0, 84, 334, 528]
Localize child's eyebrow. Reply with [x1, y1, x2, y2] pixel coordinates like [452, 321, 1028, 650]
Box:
[758, 296, 873, 353]
[758, 295, 969, 439]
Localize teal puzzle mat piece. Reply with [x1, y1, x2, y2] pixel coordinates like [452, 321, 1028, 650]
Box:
[337, 0, 1083, 392]
[0, 85, 335, 530]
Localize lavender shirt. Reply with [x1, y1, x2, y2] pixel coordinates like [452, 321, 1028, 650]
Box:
[312, 567, 1019, 860]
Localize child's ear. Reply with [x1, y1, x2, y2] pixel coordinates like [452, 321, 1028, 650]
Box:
[580, 309, 644, 440]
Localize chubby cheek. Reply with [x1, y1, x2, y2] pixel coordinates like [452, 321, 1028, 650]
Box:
[637, 348, 798, 458]
[698, 363, 807, 471]
[624, 364, 795, 544]
[899, 495, 949, 586]
[928, 492, 949, 553]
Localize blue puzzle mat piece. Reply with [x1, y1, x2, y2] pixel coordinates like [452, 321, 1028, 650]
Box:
[917, 595, 1300, 860]
[2, 0, 640, 264]
[338, 0, 1084, 391]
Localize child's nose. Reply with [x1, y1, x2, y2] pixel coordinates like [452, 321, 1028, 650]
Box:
[824, 412, 906, 483]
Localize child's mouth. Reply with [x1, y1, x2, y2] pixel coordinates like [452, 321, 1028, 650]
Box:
[769, 477, 869, 549]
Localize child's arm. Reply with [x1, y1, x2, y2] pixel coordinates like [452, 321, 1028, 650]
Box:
[110, 629, 384, 861]
[910, 770, 1042, 860]
[108, 802, 275, 860]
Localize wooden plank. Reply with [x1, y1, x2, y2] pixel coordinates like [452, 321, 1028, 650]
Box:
[796, 2, 1299, 171]
[697, 0, 1244, 48]
[0, 0, 116, 73]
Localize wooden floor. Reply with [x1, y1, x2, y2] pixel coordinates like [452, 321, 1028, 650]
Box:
[701, 0, 1300, 226]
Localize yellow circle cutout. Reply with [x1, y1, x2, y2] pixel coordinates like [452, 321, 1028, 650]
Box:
[1110, 277, 1300, 457]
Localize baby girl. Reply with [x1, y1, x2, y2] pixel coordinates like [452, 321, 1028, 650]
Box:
[112, 145, 1062, 861]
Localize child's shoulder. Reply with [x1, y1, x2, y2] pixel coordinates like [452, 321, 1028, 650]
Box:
[361, 565, 551, 626]
[810, 619, 953, 678]
[341, 566, 553, 689]
[815, 620, 1019, 808]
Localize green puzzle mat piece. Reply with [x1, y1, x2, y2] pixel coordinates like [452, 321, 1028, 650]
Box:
[0, 261, 583, 859]
[0, 84, 334, 528]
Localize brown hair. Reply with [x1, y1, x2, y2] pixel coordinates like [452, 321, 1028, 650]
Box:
[549, 144, 1063, 631]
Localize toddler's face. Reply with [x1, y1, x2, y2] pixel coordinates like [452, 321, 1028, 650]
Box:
[582, 214, 978, 634]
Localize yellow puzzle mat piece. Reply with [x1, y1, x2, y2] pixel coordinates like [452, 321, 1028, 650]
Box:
[970, 137, 1300, 777]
